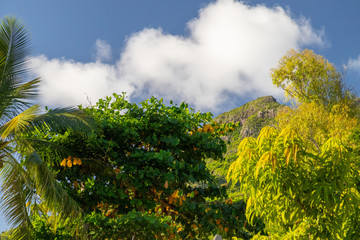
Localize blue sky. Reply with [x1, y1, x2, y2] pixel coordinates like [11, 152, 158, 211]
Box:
[1, 0, 360, 232]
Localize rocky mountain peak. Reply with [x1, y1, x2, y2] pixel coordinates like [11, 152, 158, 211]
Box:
[215, 96, 282, 138]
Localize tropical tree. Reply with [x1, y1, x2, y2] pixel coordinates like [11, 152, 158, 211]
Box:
[228, 49, 360, 239]
[29, 93, 259, 239]
[271, 49, 353, 109]
[0, 16, 92, 239]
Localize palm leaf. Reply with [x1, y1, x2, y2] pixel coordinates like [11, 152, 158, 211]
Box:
[0, 153, 33, 240]
[13, 137, 71, 160]
[29, 107, 94, 136]
[24, 151, 81, 219]
[0, 105, 40, 139]
[0, 16, 30, 80]
[1, 105, 94, 140]
[0, 78, 40, 124]
[1, 149, 82, 239]
[0, 16, 34, 122]
[1, 78, 40, 122]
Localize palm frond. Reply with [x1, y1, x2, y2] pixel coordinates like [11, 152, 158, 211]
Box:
[1, 150, 82, 239]
[0, 16, 93, 239]
[29, 106, 95, 136]
[0, 16, 34, 122]
[0, 105, 40, 139]
[0, 153, 33, 240]
[3, 78, 40, 120]
[14, 137, 70, 159]
[1, 105, 94, 140]
[25, 151, 81, 219]
[13, 77, 40, 101]
[0, 16, 30, 80]
[0, 78, 40, 124]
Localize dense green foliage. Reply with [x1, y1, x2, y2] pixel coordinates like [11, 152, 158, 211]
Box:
[30, 93, 256, 239]
[29, 215, 74, 240]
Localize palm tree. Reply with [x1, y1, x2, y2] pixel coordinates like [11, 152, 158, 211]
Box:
[0, 16, 92, 239]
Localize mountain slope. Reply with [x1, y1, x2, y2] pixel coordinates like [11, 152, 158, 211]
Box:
[207, 96, 284, 198]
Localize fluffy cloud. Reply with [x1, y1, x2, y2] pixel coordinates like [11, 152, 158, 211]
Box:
[94, 39, 112, 62]
[30, 56, 133, 107]
[347, 55, 360, 73]
[30, 0, 325, 113]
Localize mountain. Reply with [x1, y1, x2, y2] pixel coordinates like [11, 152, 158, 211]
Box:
[216, 96, 282, 136]
[207, 96, 285, 199]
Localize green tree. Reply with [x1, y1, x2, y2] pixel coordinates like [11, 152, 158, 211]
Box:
[33, 93, 253, 239]
[0, 16, 92, 239]
[271, 49, 353, 108]
[228, 50, 360, 239]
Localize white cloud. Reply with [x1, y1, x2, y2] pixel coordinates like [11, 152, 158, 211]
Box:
[347, 55, 360, 73]
[30, 0, 325, 113]
[30, 56, 134, 107]
[94, 39, 112, 62]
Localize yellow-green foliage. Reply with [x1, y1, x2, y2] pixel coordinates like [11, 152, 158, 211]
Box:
[276, 102, 357, 152]
[271, 49, 351, 108]
[228, 49, 360, 239]
[227, 124, 360, 238]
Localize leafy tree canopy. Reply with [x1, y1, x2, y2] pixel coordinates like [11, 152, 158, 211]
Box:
[32, 93, 254, 239]
[271, 49, 353, 108]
